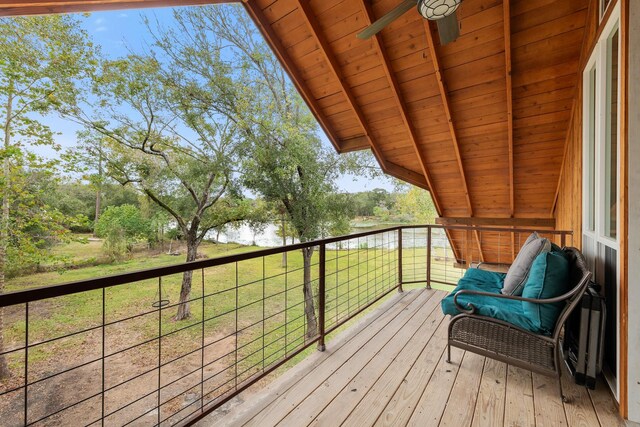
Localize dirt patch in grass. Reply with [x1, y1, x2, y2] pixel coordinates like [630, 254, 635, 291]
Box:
[0, 317, 241, 426]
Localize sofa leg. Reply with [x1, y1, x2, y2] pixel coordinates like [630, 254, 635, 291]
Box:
[558, 373, 569, 403]
[446, 344, 451, 363]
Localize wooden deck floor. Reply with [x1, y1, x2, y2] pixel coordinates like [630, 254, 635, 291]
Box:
[203, 289, 624, 427]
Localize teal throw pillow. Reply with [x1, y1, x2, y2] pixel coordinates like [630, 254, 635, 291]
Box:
[522, 251, 570, 334]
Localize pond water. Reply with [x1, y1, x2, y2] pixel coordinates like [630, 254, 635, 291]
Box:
[209, 223, 447, 250]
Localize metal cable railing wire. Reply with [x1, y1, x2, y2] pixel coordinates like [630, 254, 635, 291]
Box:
[0, 225, 572, 426]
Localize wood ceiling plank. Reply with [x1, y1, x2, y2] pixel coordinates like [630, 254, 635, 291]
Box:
[510, 0, 586, 33]
[512, 74, 576, 98]
[457, 3, 504, 34]
[291, 0, 444, 208]
[512, 59, 579, 87]
[423, 16, 486, 258]
[244, 0, 347, 153]
[443, 54, 507, 92]
[513, 98, 573, 119]
[513, 87, 575, 108]
[510, 9, 588, 48]
[423, 19, 472, 217]
[457, 0, 503, 18]
[440, 39, 506, 69]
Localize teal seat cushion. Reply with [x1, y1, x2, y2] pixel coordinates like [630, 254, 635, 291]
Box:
[522, 251, 570, 335]
[441, 268, 538, 333]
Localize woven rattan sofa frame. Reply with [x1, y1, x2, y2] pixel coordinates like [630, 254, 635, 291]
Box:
[446, 247, 592, 402]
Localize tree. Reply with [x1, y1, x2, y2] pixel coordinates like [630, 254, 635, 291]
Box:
[0, 14, 94, 380]
[394, 186, 437, 224]
[62, 53, 250, 320]
[170, 5, 373, 338]
[64, 133, 109, 235]
[244, 199, 271, 246]
[95, 204, 151, 259]
[45, 179, 142, 232]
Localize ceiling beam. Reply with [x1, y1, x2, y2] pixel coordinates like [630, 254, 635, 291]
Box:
[423, 19, 483, 261]
[503, 0, 515, 260]
[423, 20, 472, 217]
[339, 136, 370, 153]
[292, 0, 443, 213]
[436, 217, 556, 228]
[291, 0, 380, 159]
[358, 0, 443, 215]
[503, 0, 514, 217]
[384, 161, 429, 188]
[243, 1, 345, 153]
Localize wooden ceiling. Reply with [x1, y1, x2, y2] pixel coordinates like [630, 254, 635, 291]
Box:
[2, 0, 590, 221]
[245, 0, 590, 221]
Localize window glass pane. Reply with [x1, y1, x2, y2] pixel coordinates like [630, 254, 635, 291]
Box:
[605, 29, 619, 239]
[587, 67, 596, 232]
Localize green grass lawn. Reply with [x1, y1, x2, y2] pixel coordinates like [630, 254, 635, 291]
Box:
[0, 236, 461, 420]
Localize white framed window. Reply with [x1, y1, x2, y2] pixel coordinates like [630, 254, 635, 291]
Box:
[582, 3, 620, 399]
[600, 0, 613, 21]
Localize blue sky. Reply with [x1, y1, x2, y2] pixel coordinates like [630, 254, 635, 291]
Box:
[47, 7, 394, 193]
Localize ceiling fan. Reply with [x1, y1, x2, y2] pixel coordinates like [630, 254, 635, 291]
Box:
[357, 0, 462, 45]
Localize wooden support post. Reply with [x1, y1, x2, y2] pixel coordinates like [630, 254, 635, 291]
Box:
[466, 229, 474, 268]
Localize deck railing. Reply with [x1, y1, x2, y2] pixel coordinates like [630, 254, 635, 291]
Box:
[0, 225, 572, 426]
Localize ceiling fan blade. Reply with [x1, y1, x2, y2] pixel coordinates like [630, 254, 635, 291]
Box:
[357, 0, 417, 40]
[436, 12, 460, 45]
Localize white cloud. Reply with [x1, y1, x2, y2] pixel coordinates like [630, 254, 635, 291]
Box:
[96, 26, 107, 32]
[118, 13, 129, 18]
[95, 17, 105, 24]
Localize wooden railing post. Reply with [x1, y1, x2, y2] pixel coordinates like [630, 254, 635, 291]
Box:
[398, 228, 403, 292]
[317, 243, 326, 352]
[427, 226, 432, 289]
[466, 228, 474, 268]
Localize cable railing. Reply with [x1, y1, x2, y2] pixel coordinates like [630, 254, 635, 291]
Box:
[0, 225, 572, 426]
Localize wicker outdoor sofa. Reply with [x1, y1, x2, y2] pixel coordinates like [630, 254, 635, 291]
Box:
[445, 247, 591, 401]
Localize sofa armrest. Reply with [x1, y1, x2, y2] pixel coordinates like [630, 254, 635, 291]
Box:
[453, 287, 582, 314]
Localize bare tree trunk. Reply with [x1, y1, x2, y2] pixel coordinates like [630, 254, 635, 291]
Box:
[93, 189, 101, 236]
[0, 81, 14, 379]
[281, 213, 287, 268]
[93, 145, 103, 237]
[0, 179, 9, 379]
[175, 237, 198, 321]
[302, 247, 318, 338]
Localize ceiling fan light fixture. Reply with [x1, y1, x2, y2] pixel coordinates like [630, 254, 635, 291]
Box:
[417, 0, 461, 20]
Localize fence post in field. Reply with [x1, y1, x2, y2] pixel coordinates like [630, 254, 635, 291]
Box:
[317, 243, 326, 352]
[398, 228, 403, 293]
[427, 226, 432, 290]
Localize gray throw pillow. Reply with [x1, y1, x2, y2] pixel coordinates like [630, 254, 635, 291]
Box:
[502, 233, 552, 296]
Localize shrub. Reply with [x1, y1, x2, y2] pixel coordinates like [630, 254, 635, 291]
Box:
[95, 205, 151, 259]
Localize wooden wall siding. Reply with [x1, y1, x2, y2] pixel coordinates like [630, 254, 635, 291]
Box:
[511, 0, 589, 216]
[553, 0, 601, 249]
[554, 1, 632, 419]
[554, 101, 583, 250]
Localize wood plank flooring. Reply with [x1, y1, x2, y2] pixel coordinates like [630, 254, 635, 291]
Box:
[201, 289, 624, 427]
